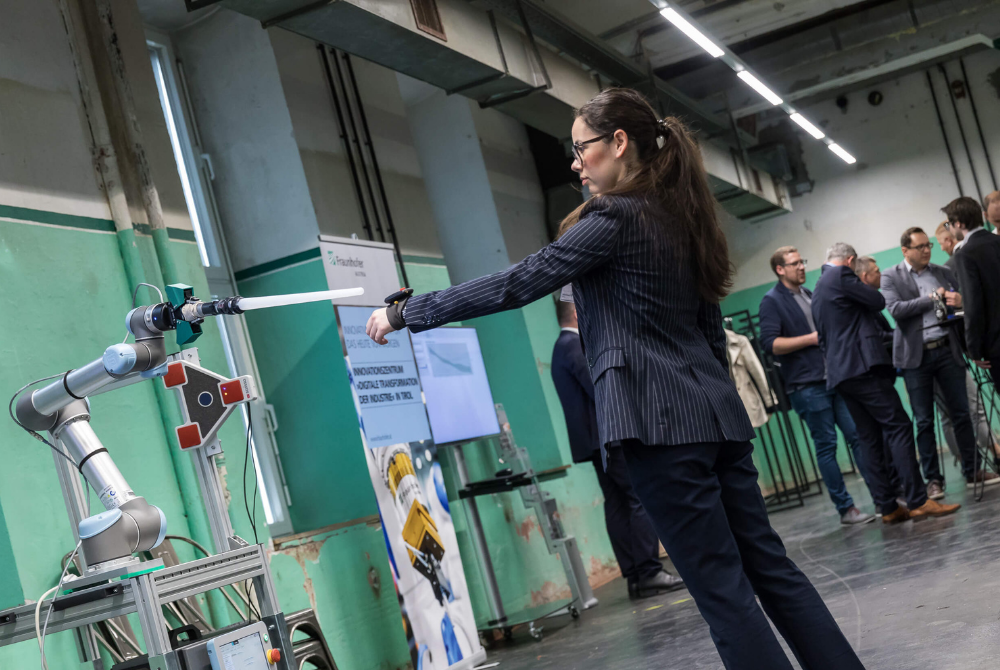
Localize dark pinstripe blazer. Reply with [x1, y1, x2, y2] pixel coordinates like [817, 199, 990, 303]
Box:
[403, 194, 755, 449]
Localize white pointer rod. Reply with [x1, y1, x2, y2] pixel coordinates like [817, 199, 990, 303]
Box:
[235, 287, 365, 311]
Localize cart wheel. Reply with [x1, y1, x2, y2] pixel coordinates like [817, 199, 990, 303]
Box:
[528, 622, 543, 641]
[570, 606, 580, 619]
[502, 627, 513, 641]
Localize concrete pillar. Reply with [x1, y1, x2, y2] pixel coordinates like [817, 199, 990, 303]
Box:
[401, 84, 510, 281]
[401, 79, 565, 470]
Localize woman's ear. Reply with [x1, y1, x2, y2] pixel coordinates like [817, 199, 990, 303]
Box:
[613, 129, 628, 159]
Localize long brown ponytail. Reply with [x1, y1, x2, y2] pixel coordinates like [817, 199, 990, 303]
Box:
[558, 88, 734, 303]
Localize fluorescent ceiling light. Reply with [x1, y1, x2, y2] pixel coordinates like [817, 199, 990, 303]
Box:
[660, 7, 724, 58]
[828, 143, 857, 164]
[789, 113, 825, 139]
[737, 71, 783, 106]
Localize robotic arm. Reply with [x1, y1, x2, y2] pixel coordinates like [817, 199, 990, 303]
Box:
[13, 285, 362, 573]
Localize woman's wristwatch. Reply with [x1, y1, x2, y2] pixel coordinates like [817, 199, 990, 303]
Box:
[385, 288, 413, 330]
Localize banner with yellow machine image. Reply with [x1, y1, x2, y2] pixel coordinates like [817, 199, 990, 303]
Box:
[321, 234, 484, 670]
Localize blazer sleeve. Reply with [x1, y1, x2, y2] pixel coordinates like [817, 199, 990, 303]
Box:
[758, 293, 781, 356]
[402, 199, 623, 332]
[957, 252, 986, 359]
[698, 299, 729, 373]
[842, 270, 886, 312]
[882, 267, 931, 320]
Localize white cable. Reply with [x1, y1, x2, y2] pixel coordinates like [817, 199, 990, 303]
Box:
[34, 586, 58, 670]
[38, 540, 81, 670]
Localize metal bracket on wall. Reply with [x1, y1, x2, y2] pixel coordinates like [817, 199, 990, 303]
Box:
[446, 10, 510, 96]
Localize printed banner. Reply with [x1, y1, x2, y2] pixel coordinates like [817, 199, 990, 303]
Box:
[326, 240, 485, 670]
[319, 235, 400, 307]
[338, 305, 431, 449]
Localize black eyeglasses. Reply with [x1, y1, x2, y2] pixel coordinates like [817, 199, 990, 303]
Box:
[906, 242, 935, 252]
[572, 133, 612, 163]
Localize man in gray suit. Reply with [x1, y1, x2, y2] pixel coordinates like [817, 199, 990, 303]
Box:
[882, 226, 1000, 497]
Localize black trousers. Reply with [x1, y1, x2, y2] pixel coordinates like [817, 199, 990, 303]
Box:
[623, 439, 864, 670]
[591, 447, 662, 584]
[837, 370, 928, 514]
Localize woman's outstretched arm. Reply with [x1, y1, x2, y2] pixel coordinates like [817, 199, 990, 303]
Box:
[367, 198, 624, 343]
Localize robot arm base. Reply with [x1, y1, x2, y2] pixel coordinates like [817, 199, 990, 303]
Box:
[80, 497, 166, 567]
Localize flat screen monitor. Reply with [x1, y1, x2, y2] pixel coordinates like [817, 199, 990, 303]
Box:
[411, 327, 501, 444]
[207, 629, 270, 670]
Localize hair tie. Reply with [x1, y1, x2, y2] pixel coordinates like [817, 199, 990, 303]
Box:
[656, 118, 671, 138]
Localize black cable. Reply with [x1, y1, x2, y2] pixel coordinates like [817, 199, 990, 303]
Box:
[9, 377, 78, 467]
[242, 404, 261, 621]
[245, 579, 259, 621]
[164, 535, 210, 558]
[242, 404, 258, 545]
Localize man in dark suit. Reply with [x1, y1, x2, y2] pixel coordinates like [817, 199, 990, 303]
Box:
[946, 197, 1000, 390]
[812, 242, 960, 523]
[882, 227, 998, 493]
[550, 299, 682, 598]
[758, 246, 873, 524]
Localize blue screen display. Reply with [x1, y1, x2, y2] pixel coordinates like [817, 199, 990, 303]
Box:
[411, 328, 500, 444]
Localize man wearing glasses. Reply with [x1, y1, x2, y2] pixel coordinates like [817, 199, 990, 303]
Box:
[882, 227, 1000, 495]
[759, 247, 874, 525]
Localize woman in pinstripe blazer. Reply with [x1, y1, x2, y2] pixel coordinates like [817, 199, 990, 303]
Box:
[368, 89, 864, 670]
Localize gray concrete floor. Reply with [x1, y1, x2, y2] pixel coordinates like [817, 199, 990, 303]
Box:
[484, 456, 1000, 669]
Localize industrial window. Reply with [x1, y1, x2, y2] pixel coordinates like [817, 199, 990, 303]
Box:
[147, 34, 294, 538]
[409, 0, 446, 40]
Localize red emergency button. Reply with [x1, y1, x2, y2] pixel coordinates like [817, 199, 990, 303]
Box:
[266, 648, 281, 664]
[220, 380, 245, 405]
[176, 423, 202, 449]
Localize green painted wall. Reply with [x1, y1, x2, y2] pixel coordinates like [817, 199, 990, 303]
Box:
[237, 257, 376, 532]
[0, 211, 413, 670]
[0, 211, 249, 666]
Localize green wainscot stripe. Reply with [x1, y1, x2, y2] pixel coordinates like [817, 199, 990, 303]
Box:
[0, 204, 114, 233]
[401, 254, 447, 266]
[134, 223, 198, 243]
[0, 203, 198, 242]
[234, 247, 323, 282]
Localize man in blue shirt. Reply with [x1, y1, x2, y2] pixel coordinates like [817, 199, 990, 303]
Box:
[759, 246, 874, 524]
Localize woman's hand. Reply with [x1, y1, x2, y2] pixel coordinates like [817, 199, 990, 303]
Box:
[366, 308, 397, 344]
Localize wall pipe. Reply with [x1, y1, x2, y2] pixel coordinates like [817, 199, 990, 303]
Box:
[94, 0, 181, 286]
[318, 44, 374, 242]
[75, 0, 226, 626]
[330, 48, 386, 244]
[53, 6, 146, 659]
[938, 63, 984, 203]
[58, 0, 143, 290]
[342, 53, 409, 288]
[959, 58, 998, 192]
[926, 70, 963, 197]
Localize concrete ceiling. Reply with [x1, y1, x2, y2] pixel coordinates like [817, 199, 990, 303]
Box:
[530, 0, 998, 113]
[136, 0, 218, 33]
